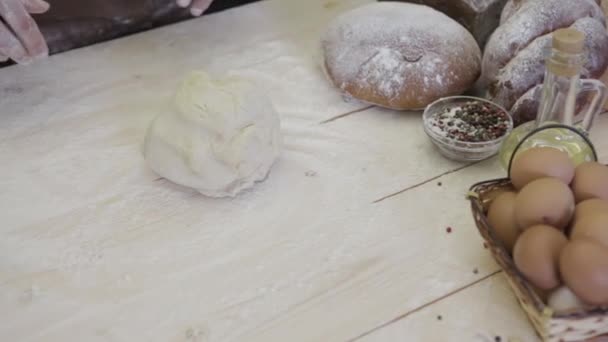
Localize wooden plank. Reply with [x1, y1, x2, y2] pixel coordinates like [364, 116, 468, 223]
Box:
[355, 117, 608, 342]
[0, 156, 505, 342]
[2, 1, 607, 341]
[357, 272, 538, 342]
[0, 0, 372, 143]
[0, 0, 470, 229]
[0, 1, 494, 341]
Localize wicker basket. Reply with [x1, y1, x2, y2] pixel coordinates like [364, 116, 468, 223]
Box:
[467, 124, 608, 342]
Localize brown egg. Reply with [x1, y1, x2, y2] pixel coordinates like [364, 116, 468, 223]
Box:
[571, 213, 608, 248]
[481, 185, 516, 212]
[572, 162, 608, 203]
[487, 192, 521, 253]
[510, 147, 575, 190]
[560, 239, 608, 305]
[515, 178, 575, 230]
[572, 199, 608, 228]
[513, 224, 568, 290]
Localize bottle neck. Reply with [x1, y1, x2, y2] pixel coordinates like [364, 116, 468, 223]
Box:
[536, 48, 585, 127]
[546, 48, 584, 79]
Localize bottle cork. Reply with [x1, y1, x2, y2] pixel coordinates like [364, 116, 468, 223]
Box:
[553, 28, 585, 54]
[548, 28, 585, 77]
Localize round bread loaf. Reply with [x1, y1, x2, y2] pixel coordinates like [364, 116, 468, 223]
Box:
[483, 0, 608, 126]
[321, 3, 482, 110]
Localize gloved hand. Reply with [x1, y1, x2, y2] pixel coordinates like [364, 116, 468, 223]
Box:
[176, 0, 214, 17]
[0, 0, 49, 64]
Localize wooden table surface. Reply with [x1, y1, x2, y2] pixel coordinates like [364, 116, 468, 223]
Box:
[1, 1, 608, 341]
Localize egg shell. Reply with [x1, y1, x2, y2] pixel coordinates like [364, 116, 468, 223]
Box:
[572, 162, 608, 203]
[571, 213, 608, 248]
[487, 192, 521, 253]
[548, 286, 587, 313]
[510, 147, 575, 190]
[571, 199, 608, 228]
[560, 239, 608, 305]
[513, 224, 568, 290]
[481, 185, 516, 212]
[515, 178, 575, 230]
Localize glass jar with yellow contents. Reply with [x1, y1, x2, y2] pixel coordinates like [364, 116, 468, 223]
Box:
[499, 28, 607, 168]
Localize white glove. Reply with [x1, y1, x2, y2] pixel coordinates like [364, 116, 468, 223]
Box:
[0, 0, 49, 64]
[176, 0, 214, 17]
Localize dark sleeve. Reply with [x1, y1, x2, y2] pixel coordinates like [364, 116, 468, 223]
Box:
[38, 0, 261, 54]
[2, 0, 260, 65]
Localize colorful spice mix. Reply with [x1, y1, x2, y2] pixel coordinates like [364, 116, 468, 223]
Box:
[428, 101, 510, 143]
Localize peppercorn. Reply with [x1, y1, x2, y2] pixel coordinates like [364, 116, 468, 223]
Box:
[427, 100, 509, 143]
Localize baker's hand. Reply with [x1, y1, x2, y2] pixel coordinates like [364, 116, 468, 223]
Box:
[176, 0, 214, 17]
[0, 0, 49, 64]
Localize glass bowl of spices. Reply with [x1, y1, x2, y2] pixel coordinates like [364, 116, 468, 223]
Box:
[423, 96, 513, 162]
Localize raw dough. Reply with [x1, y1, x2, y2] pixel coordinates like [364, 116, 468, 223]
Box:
[143, 71, 282, 198]
[321, 2, 481, 110]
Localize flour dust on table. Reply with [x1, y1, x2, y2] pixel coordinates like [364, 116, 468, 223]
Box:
[143, 71, 282, 198]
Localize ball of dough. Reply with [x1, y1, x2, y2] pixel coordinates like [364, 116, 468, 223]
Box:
[321, 2, 482, 110]
[143, 71, 282, 198]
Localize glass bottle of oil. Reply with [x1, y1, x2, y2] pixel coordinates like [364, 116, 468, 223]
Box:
[499, 28, 608, 169]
